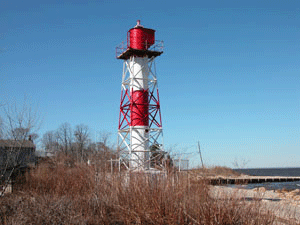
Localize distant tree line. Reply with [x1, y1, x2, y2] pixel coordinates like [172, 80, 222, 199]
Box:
[42, 123, 171, 171]
[42, 123, 117, 169]
[0, 98, 171, 175]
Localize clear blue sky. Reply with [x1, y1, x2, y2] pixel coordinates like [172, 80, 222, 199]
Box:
[1, 0, 299, 168]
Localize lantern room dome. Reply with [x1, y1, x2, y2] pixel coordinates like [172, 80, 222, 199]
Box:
[116, 20, 163, 60]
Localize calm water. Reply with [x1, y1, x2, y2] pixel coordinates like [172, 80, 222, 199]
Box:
[234, 167, 300, 177]
[232, 167, 300, 190]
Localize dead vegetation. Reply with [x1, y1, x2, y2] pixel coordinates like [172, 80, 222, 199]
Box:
[190, 166, 241, 178]
[0, 156, 275, 224]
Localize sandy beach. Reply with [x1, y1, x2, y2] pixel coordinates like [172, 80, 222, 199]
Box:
[210, 185, 300, 224]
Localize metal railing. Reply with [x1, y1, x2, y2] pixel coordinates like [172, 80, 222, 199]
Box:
[173, 159, 189, 172]
[116, 40, 164, 58]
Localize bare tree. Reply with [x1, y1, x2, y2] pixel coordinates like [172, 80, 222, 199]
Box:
[1, 97, 41, 141]
[232, 157, 250, 169]
[98, 131, 111, 148]
[42, 131, 59, 155]
[56, 123, 73, 155]
[97, 131, 113, 160]
[74, 124, 90, 162]
[0, 98, 41, 194]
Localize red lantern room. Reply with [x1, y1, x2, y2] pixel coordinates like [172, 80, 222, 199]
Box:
[128, 20, 155, 50]
[116, 20, 163, 60]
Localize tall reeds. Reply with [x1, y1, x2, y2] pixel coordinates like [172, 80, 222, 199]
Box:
[0, 156, 275, 224]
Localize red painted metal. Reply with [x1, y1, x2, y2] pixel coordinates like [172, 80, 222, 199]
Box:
[118, 89, 131, 130]
[118, 22, 162, 133]
[128, 27, 155, 50]
[131, 90, 149, 126]
[118, 88, 162, 130]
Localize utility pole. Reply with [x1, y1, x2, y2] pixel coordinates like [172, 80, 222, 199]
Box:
[198, 141, 204, 168]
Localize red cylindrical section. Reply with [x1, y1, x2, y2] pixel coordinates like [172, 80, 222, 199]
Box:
[129, 28, 155, 50]
[131, 90, 149, 126]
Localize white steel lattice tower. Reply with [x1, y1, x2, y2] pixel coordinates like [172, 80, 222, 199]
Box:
[116, 21, 164, 171]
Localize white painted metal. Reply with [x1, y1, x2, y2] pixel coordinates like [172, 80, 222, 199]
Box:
[129, 56, 149, 171]
[130, 126, 150, 170]
[118, 56, 164, 171]
[129, 57, 149, 91]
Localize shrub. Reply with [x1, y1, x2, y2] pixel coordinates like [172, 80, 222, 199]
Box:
[0, 157, 275, 224]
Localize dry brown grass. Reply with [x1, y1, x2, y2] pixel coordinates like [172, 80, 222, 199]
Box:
[191, 166, 241, 177]
[0, 157, 275, 224]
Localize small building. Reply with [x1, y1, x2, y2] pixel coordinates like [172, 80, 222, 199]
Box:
[0, 139, 36, 170]
[0, 139, 36, 193]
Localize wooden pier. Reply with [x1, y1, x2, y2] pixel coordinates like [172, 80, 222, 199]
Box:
[209, 176, 300, 185]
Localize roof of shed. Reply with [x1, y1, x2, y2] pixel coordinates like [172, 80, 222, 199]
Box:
[0, 140, 35, 148]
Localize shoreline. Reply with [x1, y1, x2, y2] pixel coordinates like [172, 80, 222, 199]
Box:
[211, 184, 300, 224]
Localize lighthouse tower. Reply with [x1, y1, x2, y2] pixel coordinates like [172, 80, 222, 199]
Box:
[116, 21, 164, 171]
